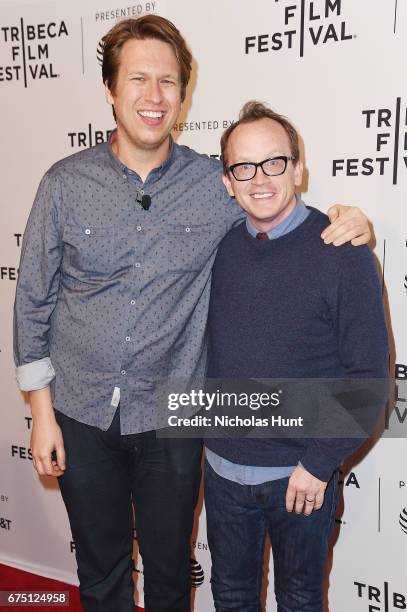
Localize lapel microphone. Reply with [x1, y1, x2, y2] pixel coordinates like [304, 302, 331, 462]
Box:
[137, 193, 152, 211]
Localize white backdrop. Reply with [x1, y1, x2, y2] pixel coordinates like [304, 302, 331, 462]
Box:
[1, 1, 406, 610]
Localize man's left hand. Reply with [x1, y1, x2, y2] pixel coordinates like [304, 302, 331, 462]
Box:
[286, 464, 327, 516]
[321, 204, 371, 246]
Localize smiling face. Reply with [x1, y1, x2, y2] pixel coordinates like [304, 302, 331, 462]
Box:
[105, 37, 182, 160]
[223, 118, 304, 233]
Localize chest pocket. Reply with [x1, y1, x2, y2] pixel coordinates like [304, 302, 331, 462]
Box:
[63, 225, 114, 276]
[163, 223, 222, 273]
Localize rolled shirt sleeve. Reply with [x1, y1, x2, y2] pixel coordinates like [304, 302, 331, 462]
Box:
[16, 357, 56, 391]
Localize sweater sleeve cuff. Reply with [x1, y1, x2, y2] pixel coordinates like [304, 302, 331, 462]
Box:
[299, 453, 337, 483]
[16, 357, 55, 391]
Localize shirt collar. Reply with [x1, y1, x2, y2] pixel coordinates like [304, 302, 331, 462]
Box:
[107, 129, 176, 183]
[245, 196, 309, 240]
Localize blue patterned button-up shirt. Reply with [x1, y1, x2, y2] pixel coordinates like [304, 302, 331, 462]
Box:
[14, 138, 243, 433]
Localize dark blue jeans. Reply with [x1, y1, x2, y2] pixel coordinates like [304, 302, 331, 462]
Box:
[55, 408, 202, 612]
[205, 461, 338, 612]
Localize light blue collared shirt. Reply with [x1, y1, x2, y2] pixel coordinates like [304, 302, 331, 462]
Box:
[206, 197, 310, 485]
[245, 196, 310, 240]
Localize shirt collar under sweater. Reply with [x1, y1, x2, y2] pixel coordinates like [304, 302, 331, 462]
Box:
[245, 196, 310, 240]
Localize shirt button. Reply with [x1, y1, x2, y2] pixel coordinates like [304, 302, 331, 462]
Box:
[136, 226, 142, 232]
[130, 300, 136, 305]
[185, 226, 191, 233]
[85, 228, 91, 235]
[121, 370, 126, 376]
[122, 173, 127, 180]
[125, 336, 131, 342]
[135, 262, 141, 268]
[140, 190, 144, 195]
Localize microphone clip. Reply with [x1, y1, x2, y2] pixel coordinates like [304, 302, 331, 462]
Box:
[137, 193, 151, 211]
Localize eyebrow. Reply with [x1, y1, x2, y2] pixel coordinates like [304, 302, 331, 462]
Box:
[127, 70, 179, 79]
[232, 152, 290, 164]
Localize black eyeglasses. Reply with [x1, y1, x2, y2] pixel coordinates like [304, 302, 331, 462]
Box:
[227, 156, 296, 181]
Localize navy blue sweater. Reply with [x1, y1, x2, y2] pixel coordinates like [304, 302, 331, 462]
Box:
[205, 208, 389, 481]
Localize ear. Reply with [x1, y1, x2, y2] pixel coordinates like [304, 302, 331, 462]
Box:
[222, 172, 235, 198]
[105, 81, 114, 106]
[293, 160, 304, 188]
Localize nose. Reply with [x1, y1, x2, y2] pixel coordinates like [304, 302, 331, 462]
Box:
[145, 78, 163, 104]
[251, 166, 269, 186]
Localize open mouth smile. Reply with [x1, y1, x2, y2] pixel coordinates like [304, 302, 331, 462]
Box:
[138, 110, 166, 119]
[137, 110, 167, 127]
[252, 192, 275, 200]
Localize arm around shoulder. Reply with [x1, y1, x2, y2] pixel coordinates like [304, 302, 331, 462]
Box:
[322, 204, 371, 246]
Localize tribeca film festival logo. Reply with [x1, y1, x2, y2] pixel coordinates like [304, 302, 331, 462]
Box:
[67, 124, 114, 148]
[66, 121, 235, 152]
[385, 363, 407, 430]
[1, 234, 21, 281]
[354, 581, 406, 611]
[0, 19, 68, 86]
[333, 99, 407, 185]
[11, 415, 33, 462]
[245, 0, 354, 58]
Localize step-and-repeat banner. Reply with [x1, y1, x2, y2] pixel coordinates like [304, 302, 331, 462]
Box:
[1, 1, 406, 610]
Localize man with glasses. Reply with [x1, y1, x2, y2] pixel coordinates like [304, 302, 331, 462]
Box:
[204, 101, 388, 612]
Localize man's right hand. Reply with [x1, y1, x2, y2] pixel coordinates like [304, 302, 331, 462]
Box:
[29, 387, 66, 477]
